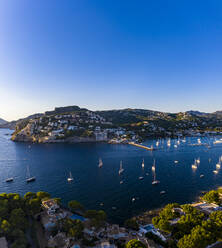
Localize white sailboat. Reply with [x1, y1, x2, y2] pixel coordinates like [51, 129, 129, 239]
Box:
[196, 158, 200, 164]
[156, 140, 159, 147]
[67, 172, 74, 182]
[152, 159, 160, 185]
[119, 161, 124, 175]
[5, 176, 14, 183]
[192, 159, 197, 170]
[5, 170, 13, 182]
[26, 166, 36, 183]
[141, 159, 145, 169]
[167, 139, 171, 147]
[216, 162, 221, 169]
[197, 138, 201, 145]
[215, 157, 221, 170]
[98, 158, 103, 168]
[213, 139, 222, 144]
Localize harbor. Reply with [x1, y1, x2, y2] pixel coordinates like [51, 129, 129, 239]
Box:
[1, 128, 222, 223]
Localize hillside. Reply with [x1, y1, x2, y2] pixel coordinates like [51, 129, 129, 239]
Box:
[0, 117, 7, 125]
[9, 105, 222, 143]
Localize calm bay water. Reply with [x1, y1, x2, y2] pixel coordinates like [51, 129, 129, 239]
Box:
[1, 128, 222, 223]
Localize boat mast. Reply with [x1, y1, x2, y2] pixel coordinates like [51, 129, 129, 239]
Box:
[27, 166, 30, 178]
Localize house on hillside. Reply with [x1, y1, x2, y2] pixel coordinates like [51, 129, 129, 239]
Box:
[42, 199, 60, 215]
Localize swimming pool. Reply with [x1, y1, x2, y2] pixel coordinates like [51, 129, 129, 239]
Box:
[70, 214, 86, 222]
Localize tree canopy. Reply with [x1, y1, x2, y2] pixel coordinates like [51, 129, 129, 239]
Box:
[202, 190, 220, 204]
[126, 239, 146, 248]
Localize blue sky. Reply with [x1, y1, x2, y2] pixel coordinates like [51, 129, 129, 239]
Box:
[0, 0, 222, 121]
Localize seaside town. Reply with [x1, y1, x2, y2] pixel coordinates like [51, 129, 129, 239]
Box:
[1, 189, 222, 248]
[3, 106, 222, 144]
[2, 1, 222, 248]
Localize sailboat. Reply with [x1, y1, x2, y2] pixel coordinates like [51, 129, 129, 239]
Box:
[156, 140, 159, 147]
[142, 159, 145, 169]
[215, 157, 221, 170]
[167, 139, 171, 147]
[152, 159, 160, 185]
[196, 158, 200, 164]
[5, 170, 13, 182]
[26, 166, 36, 183]
[192, 159, 197, 170]
[98, 158, 103, 168]
[213, 139, 222, 144]
[119, 161, 124, 175]
[216, 162, 221, 169]
[5, 176, 14, 183]
[67, 172, 74, 182]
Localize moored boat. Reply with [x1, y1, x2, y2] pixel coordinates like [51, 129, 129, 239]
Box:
[26, 166, 36, 183]
[119, 161, 124, 175]
[5, 177, 14, 182]
[67, 172, 74, 182]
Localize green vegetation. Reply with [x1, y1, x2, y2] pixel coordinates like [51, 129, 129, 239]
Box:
[152, 189, 222, 248]
[177, 225, 215, 248]
[202, 190, 220, 204]
[125, 239, 146, 248]
[68, 200, 84, 212]
[85, 209, 107, 228]
[0, 192, 108, 247]
[152, 203, 180, 233]
[0, 191, 49, 247]
[58, 218, 84, 239]
[124, 218, 139, 230]
[145, 232, 169, 247]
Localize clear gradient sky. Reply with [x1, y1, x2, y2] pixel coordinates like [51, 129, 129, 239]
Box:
[0, 0, 222, 121]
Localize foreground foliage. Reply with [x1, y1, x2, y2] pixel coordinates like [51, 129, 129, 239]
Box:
[0, 191, 50, 247]
[126, 239, 146, 248]
[152, 190, 222, 248]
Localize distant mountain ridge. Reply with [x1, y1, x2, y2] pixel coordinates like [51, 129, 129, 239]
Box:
[1, 106, 222, 129]
[0, 118, 7, 125]
[185, 110, 208, 116]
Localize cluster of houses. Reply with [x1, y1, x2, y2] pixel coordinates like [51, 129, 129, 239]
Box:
[12, 107, 222, 144]
[16, 111, 138, 143]
[40, 196, 222, 248]
[39, 198, 165, 248]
